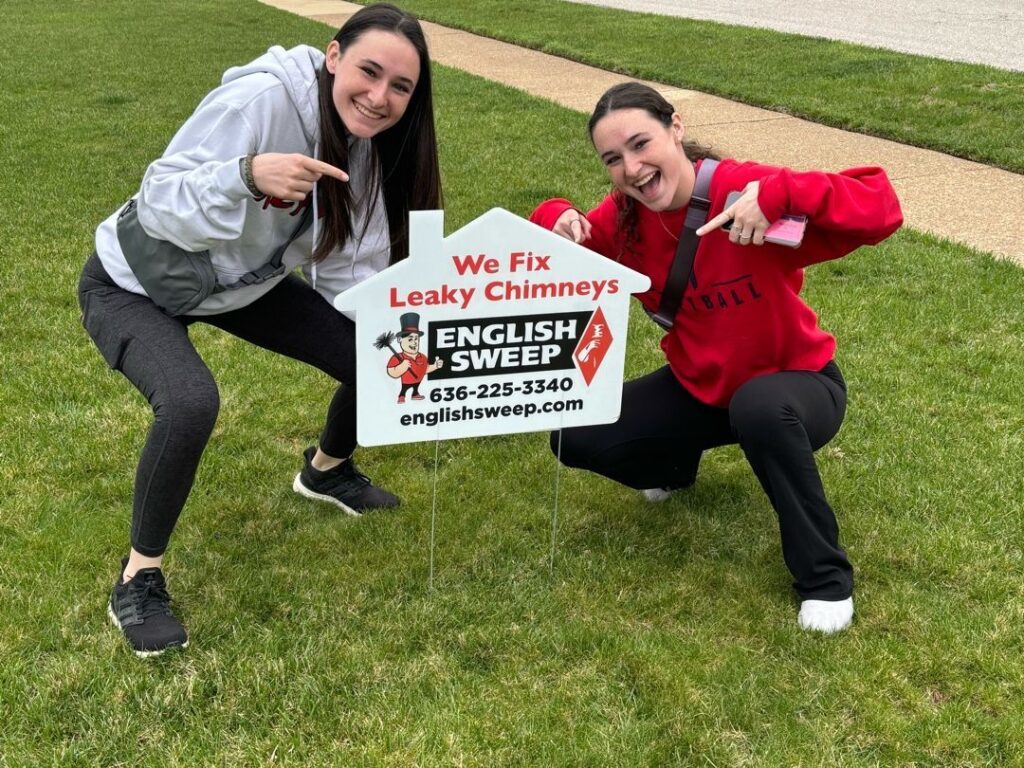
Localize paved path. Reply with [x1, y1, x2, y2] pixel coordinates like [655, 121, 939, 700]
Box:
[564, 0, 1024, 72]
[261, 0, 1024, 266]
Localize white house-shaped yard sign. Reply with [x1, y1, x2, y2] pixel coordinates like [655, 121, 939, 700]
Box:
[334, 208, 650, 446]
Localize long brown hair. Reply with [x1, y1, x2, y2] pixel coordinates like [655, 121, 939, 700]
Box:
[588, 82, 718, 256]
[314, 3, 442, 263]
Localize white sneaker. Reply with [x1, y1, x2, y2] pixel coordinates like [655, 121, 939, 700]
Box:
[798, 597, 854, 634]
[641, 488, 672, 503]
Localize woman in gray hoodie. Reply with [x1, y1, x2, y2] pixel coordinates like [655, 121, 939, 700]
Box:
[78, 3, 442, 657]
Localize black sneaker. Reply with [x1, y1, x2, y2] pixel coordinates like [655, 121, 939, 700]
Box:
[108, 559, 188, 658]
[292, 446, 399, 516]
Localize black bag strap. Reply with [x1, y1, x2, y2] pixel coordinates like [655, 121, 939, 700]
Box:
[647, 158, 719, 330]
[221, 201, 315, 290]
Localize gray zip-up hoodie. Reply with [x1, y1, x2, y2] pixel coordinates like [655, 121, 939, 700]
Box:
[94, 45, 388, 315]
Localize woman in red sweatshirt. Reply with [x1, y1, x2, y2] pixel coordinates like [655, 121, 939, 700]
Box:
[530, 82, 902, 633]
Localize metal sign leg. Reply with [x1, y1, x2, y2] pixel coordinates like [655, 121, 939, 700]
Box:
[429, 436, 440, 591]
[550, 426, 564, 577]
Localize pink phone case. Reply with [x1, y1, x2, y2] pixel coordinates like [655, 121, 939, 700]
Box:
[763, 215, 806, 248]
[722, 191, 806, 248]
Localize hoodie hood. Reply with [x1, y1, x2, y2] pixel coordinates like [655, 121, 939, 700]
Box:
[222, 45, 324, 146]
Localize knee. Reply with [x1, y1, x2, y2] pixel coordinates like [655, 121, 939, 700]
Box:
[729, 386, 793, 446]
[549, 428, 589, 469]
[155, 375, 220, 436]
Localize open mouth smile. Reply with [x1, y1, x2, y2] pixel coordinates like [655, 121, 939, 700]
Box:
[633, 169, 660, 197]
[353, 101, 386, 120]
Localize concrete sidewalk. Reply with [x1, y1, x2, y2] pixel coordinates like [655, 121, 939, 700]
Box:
[564, 0, 1024, 72]
[261, 0, 1024, 266]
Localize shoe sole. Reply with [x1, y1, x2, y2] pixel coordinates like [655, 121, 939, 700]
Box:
[107, 604, 188, 658]
[292, 473, 362, 516]
[641, 488, 673, 503]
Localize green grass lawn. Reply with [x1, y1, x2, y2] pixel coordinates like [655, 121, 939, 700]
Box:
[3, 1, 1024, 765]
[368, 0, 1024, 175]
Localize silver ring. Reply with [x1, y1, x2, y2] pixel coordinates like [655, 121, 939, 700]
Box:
[740, 234, 752, 241]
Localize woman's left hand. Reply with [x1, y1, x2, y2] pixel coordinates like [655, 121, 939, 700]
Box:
[697, 181, 771, 245]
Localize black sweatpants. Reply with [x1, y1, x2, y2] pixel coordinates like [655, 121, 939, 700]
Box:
[78, 254, 357, 557]
[552, 362, 852, 600]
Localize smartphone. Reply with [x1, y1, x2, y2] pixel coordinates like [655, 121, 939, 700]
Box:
[763, 215, 807, 248]
[722, 191, 806, 248]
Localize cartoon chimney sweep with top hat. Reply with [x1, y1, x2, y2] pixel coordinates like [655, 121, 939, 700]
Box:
[377, 312, 445, 404]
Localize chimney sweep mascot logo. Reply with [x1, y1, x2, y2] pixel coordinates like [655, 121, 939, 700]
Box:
[376, 312, 445, 403]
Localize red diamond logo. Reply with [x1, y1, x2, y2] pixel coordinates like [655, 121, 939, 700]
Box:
[573, 307, 612, 386]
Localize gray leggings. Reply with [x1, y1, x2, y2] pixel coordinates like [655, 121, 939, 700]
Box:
[78, 254, 357, 556]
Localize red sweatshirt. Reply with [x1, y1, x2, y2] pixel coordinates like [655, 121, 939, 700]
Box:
[530, 159, 902, 407]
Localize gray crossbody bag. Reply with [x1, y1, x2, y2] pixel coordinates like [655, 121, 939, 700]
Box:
[646, 159, 718, 330]
[116, 198, 314, 317]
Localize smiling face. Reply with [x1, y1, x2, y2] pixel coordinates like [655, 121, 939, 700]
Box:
[325, 29, 421, 139]
[400, 333, 420, 355]
[590, 107, 693, 212]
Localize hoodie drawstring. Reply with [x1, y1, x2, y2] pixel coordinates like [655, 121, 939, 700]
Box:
[311, 141, 320, 291]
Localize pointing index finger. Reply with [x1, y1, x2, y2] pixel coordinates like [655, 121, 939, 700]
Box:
[301, 156, 349, 183]
[696, 209, 733, 237]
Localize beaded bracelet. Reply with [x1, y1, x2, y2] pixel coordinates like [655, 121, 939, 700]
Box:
[239, 153, 261, 197]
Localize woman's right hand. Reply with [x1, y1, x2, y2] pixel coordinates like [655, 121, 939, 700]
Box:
[250, 153, 349, 201]
[553, 209, 592, 244]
